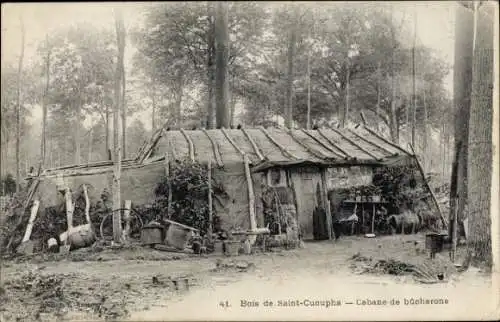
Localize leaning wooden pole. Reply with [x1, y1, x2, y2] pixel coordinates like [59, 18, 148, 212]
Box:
[208, 157, 213, 238]
[409, 144, 447, 229]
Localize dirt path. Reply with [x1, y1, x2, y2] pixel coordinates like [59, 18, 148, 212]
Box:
[1, 234, 496, 321]
[132, 268, 493, 321]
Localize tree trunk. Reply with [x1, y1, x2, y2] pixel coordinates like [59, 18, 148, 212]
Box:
[174, 71, 184, 128]
[423, 86, 428, 172]
[16, 16, 25, 193]
[41, 34, 51, 168]
[342, 63, 351, 128]
[306, 42, 311, 130]
[411, 4, 417, 149]
[285, 17, 297, 129]
[376, 61, 381, 131]
[88, 124, 93, 163]
[106, 104, 111, 160]
[206, 2, 216, 129]
[151, 79, 156, 132]
[389, 6, 398, 143]
[215, 1, 229, 129]
[465, 3, 494, 268]
[449, 3, 474, 241]
[121, 48, 127, 158]
[74, 97, 81, 165]
[230, 76, 236, 128]
[112, 8, 125, 243]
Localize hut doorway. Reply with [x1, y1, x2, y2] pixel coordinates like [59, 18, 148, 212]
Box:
[290, 166, 322, 240]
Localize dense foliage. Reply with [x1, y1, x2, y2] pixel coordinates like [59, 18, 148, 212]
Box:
[372, 164, 421, 214]
[153, 160, 225, 235]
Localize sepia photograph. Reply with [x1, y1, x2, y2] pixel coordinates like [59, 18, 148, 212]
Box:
[0, 1, 498, 321]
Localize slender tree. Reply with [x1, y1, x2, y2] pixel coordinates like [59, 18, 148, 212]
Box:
[41, 34, 51, 168]
[121, 40, 127, 158]
[112, 7, 125, 243]
[411, 4, 417, 149]
[15, 16, 25, 192]
[215, 1, 230, 129]
[206, 2, 216, 129]
[285, 7, 297, 129]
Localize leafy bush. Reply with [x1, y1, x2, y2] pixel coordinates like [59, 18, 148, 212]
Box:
[372, 164, 420, 214]
[154, 159, 224, 235]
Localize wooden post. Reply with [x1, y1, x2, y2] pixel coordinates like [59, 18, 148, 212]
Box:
[371, 203, 375, 234]
[208, 158, 213, 238]
[450, 197, 458, 262]
[122, 200, 132, 239]
[321, 167, 333, 240]
[21, 200, 40, 243]
[165, 151, 172, 221]
[63, 188, 74, 245]
[244, 155, 257, 231]
[82, 184, 91, 226]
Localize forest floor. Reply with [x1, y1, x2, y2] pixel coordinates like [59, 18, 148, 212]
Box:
[0, 233, 494, 321]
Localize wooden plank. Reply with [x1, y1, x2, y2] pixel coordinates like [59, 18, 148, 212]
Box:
[300, 129, 345, 159]
[330, 127, 378, 160]
[409, 144, 447, 229]
[317, 129, 351, 159]
[241, 128, 265, 161]
[180, 128, 195, 162]
[259, 126, 299, 160]
[287, 129, 330, 160]
[221, 127, 245, 157]
[362, 125, 410, 155]
[347, 128, 393, 156]
[202, 129, 224, 167]
[244, 154, 257, 231]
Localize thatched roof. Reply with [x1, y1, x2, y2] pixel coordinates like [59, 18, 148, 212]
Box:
[138, 126, 414, 171]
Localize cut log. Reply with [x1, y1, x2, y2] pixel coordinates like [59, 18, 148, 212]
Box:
[180, 128, 195, 162]
[317, 128, 351, 159]
[221, 127, 245, 157]
[362, 125, 410, 155]
[301, 129, 345, 159]
[347, 128, 393, 156]
[259, 126, 299, 160]
[288, 129, 330, 160]
[330, 127, 378, 159]
[202, 129, 224, 167]
[21, 200, 40, 243]
[241, 128, 265, 161]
